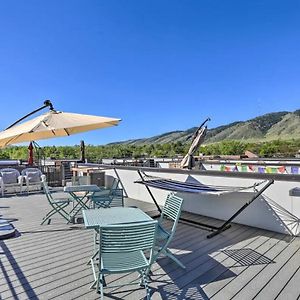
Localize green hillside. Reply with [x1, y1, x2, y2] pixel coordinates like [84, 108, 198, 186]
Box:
[111, 110, 300, 145]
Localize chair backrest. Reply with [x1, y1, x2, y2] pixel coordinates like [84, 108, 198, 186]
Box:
[111, 178, 119, 189]
[91, 177, 123, 208]
[71, 175, 90, 186]
[159, 193, 184, 233]
[109, 188, 124, 207]
[105, 176, 119, 189]
[21, 168, 42, 176]
[0, 168, 20, 184]
[42, 181, 54, 203]
[21, 168, 43, 183]
[100, 220, 157, 254]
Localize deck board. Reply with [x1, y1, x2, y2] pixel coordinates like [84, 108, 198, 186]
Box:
[204, 232, 286, 299]
[254, 241, 300, 299]
[1, 193, 300, 299]
[275, 264, 300, 299]
[229, 236, 300, 300]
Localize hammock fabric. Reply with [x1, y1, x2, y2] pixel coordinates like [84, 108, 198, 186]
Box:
[135, 173, 265, 195]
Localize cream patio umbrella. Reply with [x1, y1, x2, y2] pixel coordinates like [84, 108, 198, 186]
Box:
[180, 118, 210, 169]
[0, 101, 121, 147]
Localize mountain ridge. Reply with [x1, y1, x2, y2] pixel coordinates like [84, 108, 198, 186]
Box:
[109, 110, 300, 145]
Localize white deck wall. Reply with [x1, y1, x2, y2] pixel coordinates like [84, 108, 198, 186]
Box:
[104, 167, 300, 236]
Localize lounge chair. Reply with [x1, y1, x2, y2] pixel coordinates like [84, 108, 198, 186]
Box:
[21, 168, 46, 193]
[0, 168, 23, 196]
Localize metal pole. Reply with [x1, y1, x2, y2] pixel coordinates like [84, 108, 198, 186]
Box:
[137, 170, 162, 213]
[207, 179, 274, 238]
[5, 100, 54, 130]
[113, 168, 128, 198]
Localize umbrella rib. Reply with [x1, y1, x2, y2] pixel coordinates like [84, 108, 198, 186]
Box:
[40, 119, 58, 137]
[4, 133, 24, 147]
[108, 121, 120, 126]
[63, 128, 70, 136]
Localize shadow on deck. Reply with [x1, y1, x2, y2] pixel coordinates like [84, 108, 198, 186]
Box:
[0, 193, 298, 299]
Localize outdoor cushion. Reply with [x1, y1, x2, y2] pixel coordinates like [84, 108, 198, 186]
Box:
[1, 171, 18, 184]
[26, 171, 41, 183]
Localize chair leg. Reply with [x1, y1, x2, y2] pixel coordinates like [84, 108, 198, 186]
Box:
[51, 205, 69, 220]
[87, 230, 100, 265]
[164, 248, 186, 269]
[140, 270, 151, 300]
[90, 258, 98, 289]
[87, 249, 99, 265]
[41, 203, 70, 225]
[54, 204, 70, 221]
[41, 209, 55, 225]
[99, 273, 104, 300]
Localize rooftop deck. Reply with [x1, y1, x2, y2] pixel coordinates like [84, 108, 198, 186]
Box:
[1, 192, 300, 299]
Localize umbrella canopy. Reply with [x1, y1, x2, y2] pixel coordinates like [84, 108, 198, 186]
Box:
[0, 110, 121, 147]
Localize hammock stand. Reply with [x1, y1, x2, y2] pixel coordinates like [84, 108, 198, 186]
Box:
[136, 170, 274, 238]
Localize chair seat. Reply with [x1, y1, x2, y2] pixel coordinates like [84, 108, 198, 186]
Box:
[95, 188, 110, 195]
[91, 190, 111, 200]
[52, 199, 71, 205]
[156, 224, 170, 241]
[101, 250, 149, 273]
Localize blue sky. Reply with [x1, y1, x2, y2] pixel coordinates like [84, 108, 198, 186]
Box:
[0, 0, 299, 146]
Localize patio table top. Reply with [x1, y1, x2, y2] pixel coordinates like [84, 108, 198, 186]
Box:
[63, 184, 101, 193]
[82, 207, 152, 229]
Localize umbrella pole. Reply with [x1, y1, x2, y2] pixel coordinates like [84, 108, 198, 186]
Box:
[188, 155, 193, 170]
[32, 141, 45, 167]
[80, 140, 85, 163]
[183, 117, 211, 170]
[5, 100, 54, 130]
[198, 117, 211, 129]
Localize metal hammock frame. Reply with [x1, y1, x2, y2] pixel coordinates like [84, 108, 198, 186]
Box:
[136, 171, 274, 238]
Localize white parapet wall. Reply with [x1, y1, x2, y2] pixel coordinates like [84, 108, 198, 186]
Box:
[103, 166, 300, 236]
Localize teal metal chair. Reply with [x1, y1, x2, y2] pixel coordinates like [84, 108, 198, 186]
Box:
[88, 188, 124, 264]
[90, 220, 158, 300]
[88, 183, 124, 264]
[71, 175, 90, 186]
[153, 193, 185, 269]
[41, 181, 71, 225]
[90, 178, 122, 208]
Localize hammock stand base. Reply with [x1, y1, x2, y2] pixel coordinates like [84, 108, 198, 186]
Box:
[137, 170, 274, 238]
[179, 216, 231, 238]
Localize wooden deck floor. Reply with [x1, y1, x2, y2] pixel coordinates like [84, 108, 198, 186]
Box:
[1, 192, 300, 300]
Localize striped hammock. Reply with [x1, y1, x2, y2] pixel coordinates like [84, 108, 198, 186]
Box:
[135, 173, 265, 195]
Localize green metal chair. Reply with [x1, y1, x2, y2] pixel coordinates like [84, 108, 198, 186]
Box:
[88, 188, 124, 264]
[90, 178, 121, 208]
[41, 181, 71, 225]
[90, 220, 158, 300]
[153, 193, 185, 269]
[71, 175, 90, 186]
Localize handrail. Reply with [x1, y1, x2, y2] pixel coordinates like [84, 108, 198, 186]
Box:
[76, 163, 300, 182]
